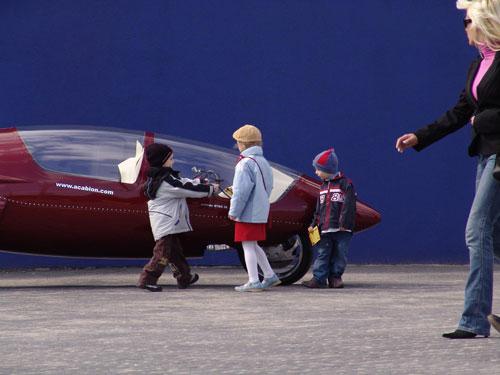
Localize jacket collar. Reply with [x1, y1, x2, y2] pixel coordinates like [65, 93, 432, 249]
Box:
[147, 166, 179, 178]
[240, 146, 263, 157]
[466, 51, 500, 107]
[323, 172, 343, 182]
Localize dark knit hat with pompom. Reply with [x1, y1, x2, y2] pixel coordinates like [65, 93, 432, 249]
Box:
[312, 148, 339, 175]
[146, 143, 173, 168]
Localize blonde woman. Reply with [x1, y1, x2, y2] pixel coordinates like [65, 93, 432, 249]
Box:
[396, 0, 500, 339]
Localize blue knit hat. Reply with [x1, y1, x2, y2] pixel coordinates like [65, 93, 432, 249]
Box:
[312, 148, 339, 175]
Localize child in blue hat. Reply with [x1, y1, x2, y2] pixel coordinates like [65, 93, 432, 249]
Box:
[302, 148, 356, 289]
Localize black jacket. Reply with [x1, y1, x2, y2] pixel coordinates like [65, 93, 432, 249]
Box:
[310, 173, 356, 232]
[414, 51, 500, 156]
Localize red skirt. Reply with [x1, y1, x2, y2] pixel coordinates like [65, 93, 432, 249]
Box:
[234, 222, 267, 242]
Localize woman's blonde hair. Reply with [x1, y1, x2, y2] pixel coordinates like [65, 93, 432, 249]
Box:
[457, 0, 500, 50]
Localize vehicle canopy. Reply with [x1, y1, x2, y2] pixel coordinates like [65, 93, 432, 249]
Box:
[18, 126, 300, 203]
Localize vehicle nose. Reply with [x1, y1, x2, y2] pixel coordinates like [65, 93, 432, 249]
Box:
[355, 202, 382, 232]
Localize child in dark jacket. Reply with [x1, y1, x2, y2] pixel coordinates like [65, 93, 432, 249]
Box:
[137, 143, 218, 292]
[302, 148, 356, 289]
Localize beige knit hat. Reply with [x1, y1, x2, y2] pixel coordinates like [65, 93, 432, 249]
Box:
[232, 124, 262, 143]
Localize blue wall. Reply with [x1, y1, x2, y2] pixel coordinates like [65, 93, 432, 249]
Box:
[0, 1, 477, 266]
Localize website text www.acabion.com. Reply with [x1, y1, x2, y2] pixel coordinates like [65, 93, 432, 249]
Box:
[55, 182, 114, 196]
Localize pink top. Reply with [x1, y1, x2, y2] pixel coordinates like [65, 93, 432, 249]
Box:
[472, 45, 496, 100]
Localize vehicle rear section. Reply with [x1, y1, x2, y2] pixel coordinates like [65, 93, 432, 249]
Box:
[0, 127, 154, 257]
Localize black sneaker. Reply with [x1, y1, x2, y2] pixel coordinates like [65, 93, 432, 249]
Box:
[178, 273, 199, 289]
[140, 284, 163, 292]
[189, 273, 199, 285]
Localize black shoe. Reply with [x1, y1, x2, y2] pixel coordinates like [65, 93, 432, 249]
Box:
[140, 284, 163, 292]
[442, 329, 477, 339]
[189, 273, 199, 285]
[488, 314, 500, 333]
[178, 273, 199, 289]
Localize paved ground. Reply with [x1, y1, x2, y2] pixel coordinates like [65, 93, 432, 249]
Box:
[0, 265, 499, 375]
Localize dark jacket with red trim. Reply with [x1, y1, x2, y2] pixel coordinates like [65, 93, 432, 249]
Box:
[310, 173, 356, 232]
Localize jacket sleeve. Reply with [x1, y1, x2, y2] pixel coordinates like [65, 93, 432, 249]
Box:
[229, 160, 255, 219]
[413, 89, 474, 151]
[339, 183, 356, 231]
[163, 175, 213, 198]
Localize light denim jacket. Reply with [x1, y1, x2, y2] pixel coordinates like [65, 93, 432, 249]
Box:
[229, 146, 274, 223]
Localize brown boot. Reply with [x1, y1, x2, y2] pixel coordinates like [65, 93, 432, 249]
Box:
[302, 278, 326, 288]
[328, 276, 344, 289]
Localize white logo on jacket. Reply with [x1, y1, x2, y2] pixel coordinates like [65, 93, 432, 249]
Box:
[319, 188, 344, 203]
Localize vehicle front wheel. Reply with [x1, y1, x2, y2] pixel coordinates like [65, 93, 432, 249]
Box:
[236, 233, 312, 285]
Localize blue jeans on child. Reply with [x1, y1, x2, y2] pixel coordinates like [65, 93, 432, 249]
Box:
[312, 231, 352, 284]
[459, 154, 500, 336]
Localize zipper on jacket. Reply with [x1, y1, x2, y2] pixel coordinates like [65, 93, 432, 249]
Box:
[322, 180, 331, 231]
[149, 210, 173, 218]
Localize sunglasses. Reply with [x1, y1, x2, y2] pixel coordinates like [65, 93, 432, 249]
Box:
[463, 17, 472, 28]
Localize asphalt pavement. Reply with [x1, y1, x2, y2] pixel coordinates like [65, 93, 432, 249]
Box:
[0, 265, 499, 375]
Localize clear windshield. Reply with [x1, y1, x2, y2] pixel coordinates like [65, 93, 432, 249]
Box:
[17, 127, 301, 200]
[18, 127, 145, 183]
[154, 135, 239, 189]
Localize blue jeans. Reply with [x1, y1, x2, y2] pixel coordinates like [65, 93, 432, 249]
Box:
[312, 231, 352, 284]
[459, 154, 500, 336]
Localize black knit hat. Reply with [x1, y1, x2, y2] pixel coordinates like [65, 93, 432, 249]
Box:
[146, 143, 173, 167]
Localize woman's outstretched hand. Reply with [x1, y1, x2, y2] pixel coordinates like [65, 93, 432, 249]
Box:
[395, 133, 418, 153]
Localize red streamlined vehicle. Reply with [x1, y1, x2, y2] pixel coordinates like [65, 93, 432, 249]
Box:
[0, 126, 381, 284]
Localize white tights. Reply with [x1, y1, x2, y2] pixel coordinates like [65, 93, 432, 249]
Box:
[242, 241, 275, 283]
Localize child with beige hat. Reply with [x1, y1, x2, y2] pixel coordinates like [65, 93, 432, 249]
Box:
[228, 124, 281, 292]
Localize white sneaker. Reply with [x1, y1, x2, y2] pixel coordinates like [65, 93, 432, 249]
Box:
[234, 281, 264, 292]
[261, 274, 281, 289]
